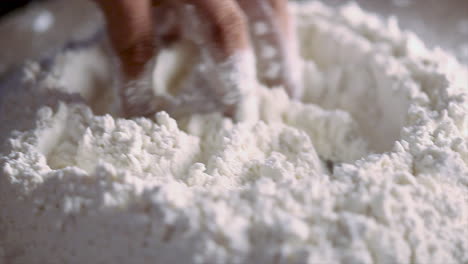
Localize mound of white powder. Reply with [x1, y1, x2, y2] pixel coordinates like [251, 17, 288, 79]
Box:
[1, 2, 468, 263]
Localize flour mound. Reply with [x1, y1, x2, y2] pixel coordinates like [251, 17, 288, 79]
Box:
[1, 2, 468, 264]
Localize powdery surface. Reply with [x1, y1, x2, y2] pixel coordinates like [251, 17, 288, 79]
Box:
[1, 2, 468, 264]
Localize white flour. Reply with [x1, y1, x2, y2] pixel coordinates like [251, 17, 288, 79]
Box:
[1, 2, 468, 264]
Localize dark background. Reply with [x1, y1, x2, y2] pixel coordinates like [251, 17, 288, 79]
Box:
[0, 1, 39, 17]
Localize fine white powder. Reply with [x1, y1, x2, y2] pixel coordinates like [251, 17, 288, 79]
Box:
[1, 2, 468, 264]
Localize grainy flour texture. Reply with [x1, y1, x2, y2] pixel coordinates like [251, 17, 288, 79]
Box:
[1, 2, 468, 264]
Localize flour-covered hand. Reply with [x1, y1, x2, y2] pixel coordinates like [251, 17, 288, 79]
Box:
[94, 0, 298, 119]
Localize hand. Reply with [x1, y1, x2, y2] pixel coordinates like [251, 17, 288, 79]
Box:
[94, 0, 299, 118]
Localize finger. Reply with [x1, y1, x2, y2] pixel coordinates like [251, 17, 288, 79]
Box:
[184, 0, 251, 61]
[179, 0, 257, 121]
[94, 0, 158, 117]
[267, 0, 290, 37]
[95, 0, 156, 80]
[237, 0, 301, 99]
